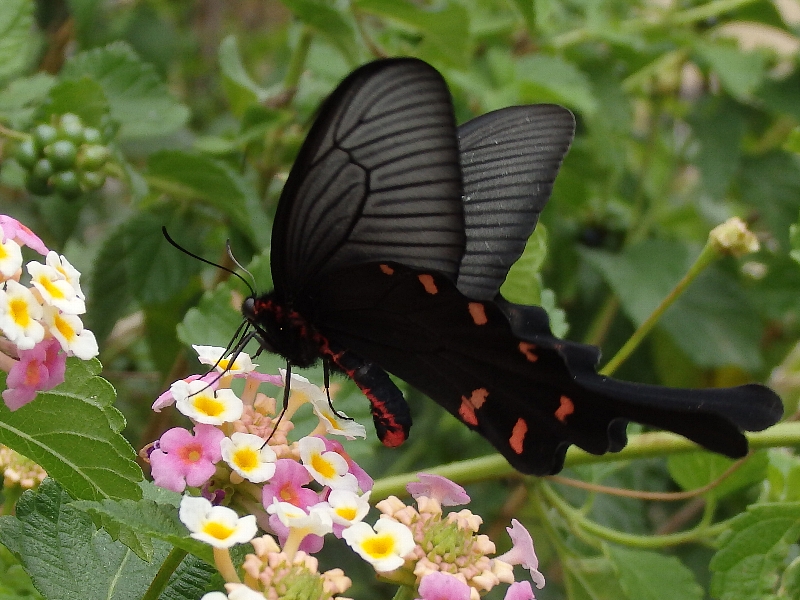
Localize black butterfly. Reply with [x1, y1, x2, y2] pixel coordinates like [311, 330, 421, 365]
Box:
[240, 58, 782, 475]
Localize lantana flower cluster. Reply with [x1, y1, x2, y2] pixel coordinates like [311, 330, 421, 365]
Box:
[153, 345, 545, 600]
[0, 215, 98, 410]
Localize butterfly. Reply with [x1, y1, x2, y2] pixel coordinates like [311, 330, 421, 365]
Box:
[239, 57, 782, 475]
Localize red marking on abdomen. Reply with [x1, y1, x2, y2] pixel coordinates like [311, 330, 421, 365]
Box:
[418, 274, 438, 294]
[380, 264, 394, 275]
[555, 395, 574, 422]
[468, 302, 488, 325]
[519, 342, 538, 362]
[509, 418, 528, 454]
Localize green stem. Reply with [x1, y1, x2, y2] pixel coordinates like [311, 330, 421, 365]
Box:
[0, 124, 28, 142]
[392, 585, 416, 600]
[141, 548, 188, 600]
[583, 295, 620, 346]
[284, 28, 313, 91]
[541, 481, 717, 549]
[1, 485, 23, 515]
[600, 240, 719, 376]
[370, 422, 800, 499]
[550, 0, 761, 48]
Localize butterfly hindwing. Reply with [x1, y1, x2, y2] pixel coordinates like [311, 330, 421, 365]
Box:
[309, 261, 781, 475]
[271, 58, 465, 300]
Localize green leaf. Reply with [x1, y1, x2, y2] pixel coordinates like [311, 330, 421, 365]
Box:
[354, 0, 471, 65]
[72, 496, 214, 564]
[147, 150, 262, 244]
[0, 72, 55, 129]
[0, 0, 39, 85]
[281, 0, 359, 64]
[87, 210, 204, 342]
[607, 545, 703, 600]
[785, 127, 800, 155]
[41, 77, 110, 127]
[61, 41, 190, 140]
[688, 97, 746, 198]
[0, 479, 211, 600]
[667, 451, 769, 501]
[218, 35, 276, 116]
[515, 54, 597, 116]
[563, 556, 625, 600]
[583, 240, 764, 370]
[710, 502, 800, 600]
[790, 213, 800, 265]
[500, 225, 548, 304]
[0, 359, 142, 501]
[767, 450, 800, 502]
[693, 40, 767, 100]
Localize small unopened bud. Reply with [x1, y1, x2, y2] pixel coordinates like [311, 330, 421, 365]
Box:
[709, 217, 760, 257]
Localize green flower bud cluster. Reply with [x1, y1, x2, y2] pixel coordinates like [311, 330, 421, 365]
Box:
[15, 113, 112, 199]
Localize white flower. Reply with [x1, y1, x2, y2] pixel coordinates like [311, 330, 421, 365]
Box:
[298, 436, 354, 489]
[342, 518, 416, 572]
[194, 345, 256, 374]
[266, 500, 333, 537]
[304, 386, 366, 439]
[324, 489, 371, 527]
[42, 306, 98, 359]
[27, 261, 85, 314]
[173, 380, 244, 424]
[0, 238, 22, 279]
[0, 280, 44, 349]
[220, 432, 277, 483]
[45, 252, 85, 300]
[226, 584, 268, 600]
[179, 495, 257, 548]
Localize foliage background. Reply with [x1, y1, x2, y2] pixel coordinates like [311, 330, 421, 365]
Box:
[1, 0, 800, 599]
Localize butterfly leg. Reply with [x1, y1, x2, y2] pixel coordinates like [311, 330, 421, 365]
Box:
[327, 347, 412, 447]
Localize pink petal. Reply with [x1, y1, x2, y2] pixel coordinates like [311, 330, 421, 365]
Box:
[504, 581, 535, 600]
[407, 473, 470, 506]
[418, 572, 472, 600]
[0, 215, 48, 255]
[497, 519, 545, 589]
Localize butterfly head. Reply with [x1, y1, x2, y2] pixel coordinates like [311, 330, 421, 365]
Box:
[241, 292, 321, 369]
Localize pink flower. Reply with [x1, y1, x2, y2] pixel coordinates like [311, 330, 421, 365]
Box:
[150, 424, 225, 492]
[407, 473, 470, 506]
[504, 581, 535, 600]
[416, 572, 472, 600]
[496, 519, 544, 589]
[2, 339, 65, 410]
[319, 437, 373, 492]
[261, 459, 320, 510]
[0, 215, 48, 255]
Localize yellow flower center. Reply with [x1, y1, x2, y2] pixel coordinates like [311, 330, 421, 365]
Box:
[311, 453, 336, 479]
[193, 394, 225, 417]
[9, 298, 31, 326]
[36, 275, 65, 300]
[336, 507, 357, 521]
[233, 447, 259, 472]
[202, 521, 234, 540]
[54, 313, 76, 341]
[362, 534, 395, 559]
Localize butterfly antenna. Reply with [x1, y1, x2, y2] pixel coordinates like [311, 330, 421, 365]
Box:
[162, 226, 255, 296]
[226, 239, 257, 294]
[324, 359, 353, 421]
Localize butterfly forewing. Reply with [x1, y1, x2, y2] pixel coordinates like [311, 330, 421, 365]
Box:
[456, 105, 576, 300]
[271, 58, 465, 300]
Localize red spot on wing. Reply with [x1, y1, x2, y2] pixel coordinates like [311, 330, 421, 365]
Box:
[468, 302, 488, 325]
[380, 264, 394, 275]
[555, 395, 574, 423]
[459, 401, 478, 426]
[418, 274, 438, 294]
[509, 419, 528, 455]
[519, 342, 538, 362]
[458, 388, 488, 426]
